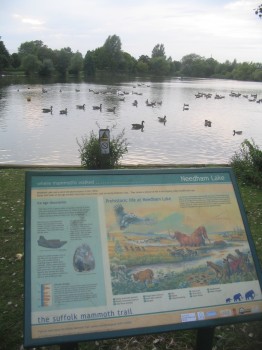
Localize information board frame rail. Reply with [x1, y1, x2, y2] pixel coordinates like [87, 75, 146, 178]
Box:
[24, 167, 262, 348]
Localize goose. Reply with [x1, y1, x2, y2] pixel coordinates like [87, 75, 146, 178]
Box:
[132, 100, 138, 107]
[158, 115, 166, 123]
[75, 89, 80, 92]
[60, 108, 68, 115]
[107, 106, 116, 112]
[205, 119, 212, 127]
[76, 104, 85, 109]
[42, 106, 53, 113]
[93, 104, 102, 110]
[132, 121, 145, 129]
[233, 130, 242, 135]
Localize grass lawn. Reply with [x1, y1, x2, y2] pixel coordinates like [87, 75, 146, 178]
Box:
[0, 168, 261, 350]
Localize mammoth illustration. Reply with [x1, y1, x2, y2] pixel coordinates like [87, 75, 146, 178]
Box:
[245, 289, 255, 300]
[233, 293, 242, 302]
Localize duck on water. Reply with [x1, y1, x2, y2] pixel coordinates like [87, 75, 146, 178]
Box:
[42, 106, 53, 113]
[93, 104, 102, 110]
[132, 121, 145, 130]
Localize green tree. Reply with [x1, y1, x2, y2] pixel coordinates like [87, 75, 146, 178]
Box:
[69, 51, 83, 75]
[180, 53, 207, 77]
[38, 58, 55, 76]
[152, 43, 166, 59]
[84, 50, 96, 75]
[93, 46, 108, 70]
[172, 60, 181, 75]
[0, 38, 10, 72]
[18, 40, 44, 57]
[10, 53, 21, 69]
[119, 52, 136, 73]
[102, 34, 123, 71]
[21, 54, 41, 75]
[214, 60, 236, 78]
[136, 60, 149, 74]
[136, 55, 150, 74]
[54, 47, 73, 75]
[252, 67, 262, 81]
[231, 62, 256, 81]
[37, 44, 55, 63]
[204, 57, 218, 77]
[150, 56, 171, 75]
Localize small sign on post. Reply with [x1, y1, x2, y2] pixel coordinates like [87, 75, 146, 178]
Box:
[99, 129, 110, 155]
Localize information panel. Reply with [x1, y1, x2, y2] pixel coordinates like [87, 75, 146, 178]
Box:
[24, 168, 262, 347]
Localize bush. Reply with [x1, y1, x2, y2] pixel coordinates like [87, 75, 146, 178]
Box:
[77, 125, 128, 169]
[230, 139, 262, 186]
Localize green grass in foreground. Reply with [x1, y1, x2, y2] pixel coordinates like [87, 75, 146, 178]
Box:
[0, 168, 261, 350]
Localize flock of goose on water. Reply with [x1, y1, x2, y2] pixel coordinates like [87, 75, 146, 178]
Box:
[23, 84, 261, 135]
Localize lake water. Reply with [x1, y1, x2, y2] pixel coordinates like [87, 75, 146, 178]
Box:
[0, 77, 262, 166]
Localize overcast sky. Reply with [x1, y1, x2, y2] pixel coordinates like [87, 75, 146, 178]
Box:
[1, 0, 261, 63]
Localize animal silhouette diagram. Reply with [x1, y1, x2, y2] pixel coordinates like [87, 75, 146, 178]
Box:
[114, 204, 154, 230]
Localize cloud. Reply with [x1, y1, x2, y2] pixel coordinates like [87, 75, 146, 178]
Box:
[2, 0, 262, 62]
[12, 13, 46, 32]
[22, 18, 45, 26]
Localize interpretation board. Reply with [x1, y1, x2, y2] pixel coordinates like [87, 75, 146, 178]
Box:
[24, 168, 262, 347]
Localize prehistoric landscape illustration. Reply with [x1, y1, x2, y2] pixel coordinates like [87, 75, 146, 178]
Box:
[105, 203, 257, 295]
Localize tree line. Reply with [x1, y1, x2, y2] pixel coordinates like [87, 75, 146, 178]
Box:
[0, 34, 262, 81]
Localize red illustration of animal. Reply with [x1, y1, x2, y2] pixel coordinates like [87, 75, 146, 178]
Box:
[133, 268, 154, 284]
[169, 226, 209, 247]
[170, 231, 194, 246]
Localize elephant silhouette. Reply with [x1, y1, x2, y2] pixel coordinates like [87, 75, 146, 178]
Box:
[245, 289, 255, 300]
[233, 293, 242, 302]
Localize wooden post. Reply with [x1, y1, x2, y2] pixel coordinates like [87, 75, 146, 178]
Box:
[195, 327, 215, 350]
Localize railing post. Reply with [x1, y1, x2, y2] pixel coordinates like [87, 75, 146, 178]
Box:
[195, 327, 215, 350]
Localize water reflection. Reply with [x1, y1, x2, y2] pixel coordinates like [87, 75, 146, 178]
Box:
[0, 77, 262, 165]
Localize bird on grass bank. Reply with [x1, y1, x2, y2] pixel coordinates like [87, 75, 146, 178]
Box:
[42, 106, 53, 113]
[93, 104, 102, 111]
[132, 121, 145, 130]
[233, 130, 242, 135]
